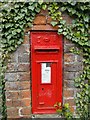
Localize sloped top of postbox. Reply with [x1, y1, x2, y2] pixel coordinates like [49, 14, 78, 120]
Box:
[31, 32, 62, 49]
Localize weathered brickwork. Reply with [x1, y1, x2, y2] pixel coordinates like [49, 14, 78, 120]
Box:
[5, 10, 83, 119]
[63, 38, 83, 115]
[5, 32, 31, 119]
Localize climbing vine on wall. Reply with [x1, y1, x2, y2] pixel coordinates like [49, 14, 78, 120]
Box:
[49, 2, 90, 119]
[0, 1, 90, 119]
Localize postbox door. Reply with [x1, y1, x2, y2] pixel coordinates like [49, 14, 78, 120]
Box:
[37, 61, 58, 110]
[31, 32, 63, 114]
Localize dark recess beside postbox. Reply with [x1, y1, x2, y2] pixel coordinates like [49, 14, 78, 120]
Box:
[31, 32, 63, 114]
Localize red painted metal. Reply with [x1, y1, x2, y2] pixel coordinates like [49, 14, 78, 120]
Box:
[31, 32, 63, 114]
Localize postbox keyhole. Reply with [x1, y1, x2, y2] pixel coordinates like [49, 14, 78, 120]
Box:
[42, 88, 44, 90]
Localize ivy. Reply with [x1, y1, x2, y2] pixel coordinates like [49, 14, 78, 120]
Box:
[0, 1, 90, 119]
[49, 2, 90, 119]
[1, 2, 42, 119]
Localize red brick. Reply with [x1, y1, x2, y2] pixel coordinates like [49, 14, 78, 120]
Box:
[63, 89, 74, 97]
[26, 24, 58, 32]
[21, 107, 31, 115]
[64, 63, 83, 72]
[64, 44, 75, 53]
[47, 16, 52, 24]
[19, 81, 30, 90]
[12, 100, 21, 107]
[21, 98, 30, 107]
[6, 91, 19, 99]
[64, 53, 75, 62]
[6, 100, 12, 107]
[18, 63, 30, 72]
[18, 53, 30, 63]
[62, 14, 73, 24]
[5, 82, 19, 90]
[33, 24, 58, 30]
[5, 73, 18, 82]
[9, 52, 18, 63]
[33, 15, 46, 25]
[18, 45, 30, 54]
[64, 38, 73, 44]
[39, 9, 48, 16]
[23, 34, 30, 44]
[64, 72, 75, 80]
[19, 90, 30, 99]
[70, 106, 75, 113]
[18, 72, 30, 81]
[7, 116, 22, 119]
[64, 99, 75, 106]
[7, 63, 17, 72]
[64, 80, 74, 88]
[7, 108, 18, 117]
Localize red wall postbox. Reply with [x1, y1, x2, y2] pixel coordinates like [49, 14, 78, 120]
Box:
[31, 32, 63, 114]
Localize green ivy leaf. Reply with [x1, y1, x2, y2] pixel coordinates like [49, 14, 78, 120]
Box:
[58, 29, 63, 33]
[51, 21, 58, 26]
[28, 6, 34, 10]
[64, 103, 69, 109]
[35, 7, 41, 13]
[16, 29, 21, 33]
[60, 20, 66, 25]
[17, 41, 22, 45]
[42, 4, 47, 10]
[7, 35, 11, 40]
[57, 109, 62, 113]
[38, 0, 43, 5]
[84, 16, 89, 22]
[12, 30, 16, 35]
[14, 4, 19, 8]
[63, 32, 67, 35]
[5, 23, 12, 28]
[75, 32, 80, 37]
[61, 7, 66, 11]
[76, 93, 81, 98]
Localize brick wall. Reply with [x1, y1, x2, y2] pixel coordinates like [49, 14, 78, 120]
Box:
[5, 10, 83, 119]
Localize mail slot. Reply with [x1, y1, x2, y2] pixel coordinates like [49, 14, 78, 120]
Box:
[31, 32, 63, 114]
